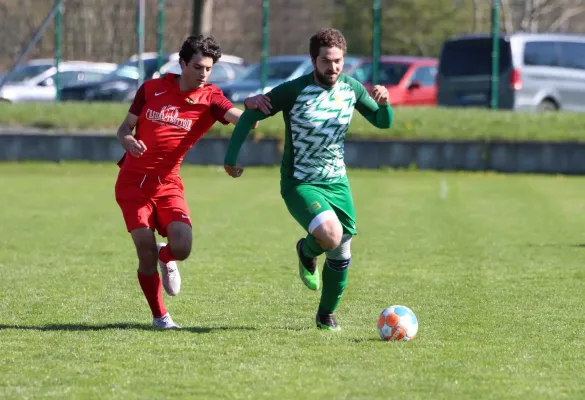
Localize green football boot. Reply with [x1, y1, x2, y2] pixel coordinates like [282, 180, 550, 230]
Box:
[296, 238, 320, 291]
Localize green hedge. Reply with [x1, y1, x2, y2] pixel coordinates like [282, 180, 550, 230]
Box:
[1, 102, 585, 141]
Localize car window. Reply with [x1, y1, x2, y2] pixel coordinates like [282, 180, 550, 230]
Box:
[300, 64, 314, 75]
[210, 64, 229, 82]
[411, 66, 437, 86]
[242, 61, 304, 80]
[57, 71, 88, 86]
[351, 62, 410, 85]
[231, 64, 248, 80]
[83, 71, 110, 83]
[559, 42, 585, 70]
[439, 38, 512, 76]
[3, 64, 52, 83]
[524, 41, 561, 67]
[112, 57, 166, 80]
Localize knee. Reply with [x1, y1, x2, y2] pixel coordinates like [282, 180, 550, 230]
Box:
[315, 220, 343, 251]
[169, 239, 192, 261]
[171, 244, 191, 261]
[326, 234, 352, 261]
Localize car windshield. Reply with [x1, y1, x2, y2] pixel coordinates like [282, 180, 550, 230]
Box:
[110, 65, 140, 80]
[110, 58, 162, 80]
[439, 38, 512, 76]
[2, 64, 52, 83]
[350, 62, 410, 85]
[240, 60, 304, 81]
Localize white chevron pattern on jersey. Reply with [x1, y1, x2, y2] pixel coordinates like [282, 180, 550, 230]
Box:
[288, 81, 356, 182]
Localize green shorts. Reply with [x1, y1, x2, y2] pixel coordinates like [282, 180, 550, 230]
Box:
[281, 176, 357, 235]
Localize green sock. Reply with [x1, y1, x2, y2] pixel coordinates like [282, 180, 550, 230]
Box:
[318, 258, 350, 315]
[301, 234, 325, 258]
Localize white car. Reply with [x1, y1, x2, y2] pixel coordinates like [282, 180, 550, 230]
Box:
[0, 61, 117, 102]
[155, 53, 247, 83]
[0, 59, 56, 86]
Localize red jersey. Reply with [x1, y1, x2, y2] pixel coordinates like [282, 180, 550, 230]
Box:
[118, 73, 233, 176]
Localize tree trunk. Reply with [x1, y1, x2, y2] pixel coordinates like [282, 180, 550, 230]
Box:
[192, 0, 214, 36]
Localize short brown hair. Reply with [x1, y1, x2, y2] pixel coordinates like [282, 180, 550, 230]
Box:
[309, 28, 347, 59]
[179, 35, 222, 64]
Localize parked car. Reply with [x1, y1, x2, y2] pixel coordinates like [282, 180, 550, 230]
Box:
[60, 53, 171, 102]
[157, 53, 248, 84]
[437, 33, 585, 111]
[217, 55, 360, 103]
[0, 59, 56, 87]
[348, 56, 438, 106]
[61, 53, 246, 102]
[0, 61, 117, 102]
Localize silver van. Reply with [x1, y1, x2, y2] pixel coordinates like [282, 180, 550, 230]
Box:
[437, 33, 585, 111]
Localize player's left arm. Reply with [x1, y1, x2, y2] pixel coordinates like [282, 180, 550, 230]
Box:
[352, 79, 393, 129]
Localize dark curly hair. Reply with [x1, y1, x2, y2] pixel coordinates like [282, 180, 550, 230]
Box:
[179, 35, 222, 64]
[309, 28, 347, 59]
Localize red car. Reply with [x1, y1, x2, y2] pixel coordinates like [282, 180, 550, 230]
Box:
[348, 56, 438, 106]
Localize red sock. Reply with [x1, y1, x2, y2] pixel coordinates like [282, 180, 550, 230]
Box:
[137, 272, 167, 318]
[158, 245, 175, 264]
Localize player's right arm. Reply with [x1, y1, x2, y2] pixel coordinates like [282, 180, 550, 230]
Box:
[116, 85, 147, 158]
[223, 82, 293, 178]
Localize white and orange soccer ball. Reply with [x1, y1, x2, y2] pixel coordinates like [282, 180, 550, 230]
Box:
[377, 305, 418, 341]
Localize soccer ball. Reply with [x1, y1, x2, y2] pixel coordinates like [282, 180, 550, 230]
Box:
[377, 305, 418, 341]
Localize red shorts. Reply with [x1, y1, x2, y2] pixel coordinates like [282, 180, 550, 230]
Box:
[115, 170, 192, 237]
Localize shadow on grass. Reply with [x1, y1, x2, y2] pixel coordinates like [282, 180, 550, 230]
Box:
[0, 323, 256, 333]
[347, 337, 382, 344]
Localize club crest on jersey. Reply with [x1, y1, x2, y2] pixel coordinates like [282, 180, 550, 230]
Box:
[146, 105, 193, 131]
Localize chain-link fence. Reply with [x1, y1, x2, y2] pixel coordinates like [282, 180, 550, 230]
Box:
[3, 0, 585, 69]
[0, 0, 193, 71]
[2, 0, 585, 81]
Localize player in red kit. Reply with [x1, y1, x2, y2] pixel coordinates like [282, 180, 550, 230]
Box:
[115, 35, 270, 329]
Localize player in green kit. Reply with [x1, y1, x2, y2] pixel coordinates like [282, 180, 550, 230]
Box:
[224, 28, 392, 331]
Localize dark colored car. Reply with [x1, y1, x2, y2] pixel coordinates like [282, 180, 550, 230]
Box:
[61, 54, 170, 102]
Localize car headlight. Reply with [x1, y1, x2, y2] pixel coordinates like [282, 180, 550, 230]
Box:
[0, 88, 15, 101]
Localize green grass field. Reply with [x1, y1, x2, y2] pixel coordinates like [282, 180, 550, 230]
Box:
[1, 163, 584, 399]
[2, 102, 585, 141]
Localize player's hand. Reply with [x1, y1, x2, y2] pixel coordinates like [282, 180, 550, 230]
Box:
[372, 85, 390, 106]
[120, 135, 147, 157]
[224, 164, 244, 178]
[245, 94, 272, 115]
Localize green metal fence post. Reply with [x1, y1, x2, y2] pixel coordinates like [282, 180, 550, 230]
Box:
[260, 0, 270, 93]
[137, 0, 145, 87]
[157, 0, 165, 72]
[372, 0, 381, 86]
[490, 0, 500, 109]
[54, 0, 62, 102]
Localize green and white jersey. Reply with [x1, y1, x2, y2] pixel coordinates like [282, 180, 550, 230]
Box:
[224, 73, 392, 185]
[283, 76, 356, 182]
[268, 73, 389, 183]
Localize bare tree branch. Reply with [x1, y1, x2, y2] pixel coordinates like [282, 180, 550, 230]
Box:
[548, 5, 585, 32]
[500, 0, 514, 34]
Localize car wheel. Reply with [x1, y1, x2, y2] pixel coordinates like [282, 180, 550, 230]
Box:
[538, 99, 558, 112]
